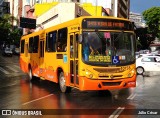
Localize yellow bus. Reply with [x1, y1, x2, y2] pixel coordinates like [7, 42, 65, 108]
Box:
[20, 16, 136, 93]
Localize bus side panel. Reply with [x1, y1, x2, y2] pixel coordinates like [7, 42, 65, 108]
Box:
[30, 53, 39, 77]
[19, 56, 28, 73]
[43, 66, 57, 82]
[42, 53, 69, 84]
[43, 53, 58, 82]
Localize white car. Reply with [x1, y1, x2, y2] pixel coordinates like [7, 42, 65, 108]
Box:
[13, 48, 20, 55]
[135, 52, 140, 59]
[136, 55, 160, 74]
[2, 48, 13, 56]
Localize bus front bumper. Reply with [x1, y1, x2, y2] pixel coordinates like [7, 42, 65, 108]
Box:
[78, 75, 136, 91]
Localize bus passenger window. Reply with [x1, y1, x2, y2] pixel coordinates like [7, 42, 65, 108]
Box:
[46, 31, 56, 52]
[57, 28, 67, 52]
[29, 37, 33, 53]
[33, 36, 39, 53]
[20, 40, 25, 53]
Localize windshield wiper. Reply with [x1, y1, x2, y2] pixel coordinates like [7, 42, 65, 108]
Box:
[114, 31, 124, 41]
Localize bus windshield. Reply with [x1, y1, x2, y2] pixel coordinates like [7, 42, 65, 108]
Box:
[82, 31, 135, 65]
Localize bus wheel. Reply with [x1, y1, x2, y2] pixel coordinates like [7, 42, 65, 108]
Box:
[28, 68, 33, 81]
[59, 72, 71, 93]
[136, 67, 144, 75]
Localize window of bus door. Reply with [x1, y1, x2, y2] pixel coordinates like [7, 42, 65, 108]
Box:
[70, 34, 78, 58]
[82, 32, 135, 65]
[70, 35, 73, 58]
[40, 41, 44, 57]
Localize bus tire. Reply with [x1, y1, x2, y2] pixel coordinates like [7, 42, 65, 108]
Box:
[28, 67, 33, 81]
[59, 72, 71, 93]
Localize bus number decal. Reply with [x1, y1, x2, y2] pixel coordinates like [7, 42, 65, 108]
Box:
[120, 66, 131, 71]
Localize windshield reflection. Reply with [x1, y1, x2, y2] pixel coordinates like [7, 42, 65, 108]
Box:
[82, 32, 135, 66]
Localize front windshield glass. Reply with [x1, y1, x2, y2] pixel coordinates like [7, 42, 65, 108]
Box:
[82, 32, 135, 65]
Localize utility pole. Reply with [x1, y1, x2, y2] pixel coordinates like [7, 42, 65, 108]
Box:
[95, 0, 97, 16]
[12, 0, 14, 29]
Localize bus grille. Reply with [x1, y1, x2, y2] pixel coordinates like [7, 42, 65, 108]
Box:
[102, 82, 121, 86]
[93, 68, 124, 73]
[98, 74, 123, 79]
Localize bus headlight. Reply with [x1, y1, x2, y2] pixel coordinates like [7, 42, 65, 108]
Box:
[128, 69, 135, 77]
[85, 70, 93, 79]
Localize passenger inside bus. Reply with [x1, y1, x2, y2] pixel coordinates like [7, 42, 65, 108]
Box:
[83, 36, 99, 61]
[105, 41, 111, 55]
[62, 43, 67, 51]
[89, 39, 99, 55]
[57, 42, 62, 51]
[70, 40, 74, 58]
[83, 36, 90, 61]
[105, 40, 116, 55]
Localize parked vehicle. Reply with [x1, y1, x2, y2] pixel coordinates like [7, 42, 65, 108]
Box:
[139, 49, 151, 54]
[135, 52, 140, 59]
[136, 55, 160, 74]
[13, 48, 20, 55]
[2, 48, 13, 56]
[149, 43, 160, 54]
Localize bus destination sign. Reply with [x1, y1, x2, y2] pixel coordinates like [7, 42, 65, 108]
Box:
[82, 18, 134, 30]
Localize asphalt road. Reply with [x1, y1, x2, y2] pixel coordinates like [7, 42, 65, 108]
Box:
[0, 54, 160, 118]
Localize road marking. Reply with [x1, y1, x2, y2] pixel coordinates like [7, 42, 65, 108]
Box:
[0, 56, 12, 63]
[127, 93, 136, 100]
[6, 66, 19, 72]
[22, 94, 53, 105]
[109, 107, 125, 118]
[13, 65, 20, 69]
[0, 67, 10, 74]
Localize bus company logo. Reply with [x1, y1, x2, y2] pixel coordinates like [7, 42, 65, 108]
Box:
[2, 110, 11, 115]
[110, 75, 114, 79]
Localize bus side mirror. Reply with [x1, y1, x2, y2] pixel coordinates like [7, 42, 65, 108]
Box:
[78, 34, 82, 44]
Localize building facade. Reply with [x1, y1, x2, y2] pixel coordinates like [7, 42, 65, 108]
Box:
[117, 0, 130, 18]
[24, 0, 130, 18]
[3, 0, 130, 34]
[35, 2, 91, 30]
[129, 12, 146, 28]
[0, 0, 10, 17]
[80, 0, 130, 18]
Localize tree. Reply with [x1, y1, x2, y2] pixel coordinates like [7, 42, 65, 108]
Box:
[0, 14, 21, 46]
[142, 7, 160, 39]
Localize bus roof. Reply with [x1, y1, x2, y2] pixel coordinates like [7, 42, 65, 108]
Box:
[21, 16, 132, 39]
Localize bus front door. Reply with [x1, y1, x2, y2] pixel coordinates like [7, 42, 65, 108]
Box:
[39, 40, 44, 78]
[69, 33, 79, 87]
